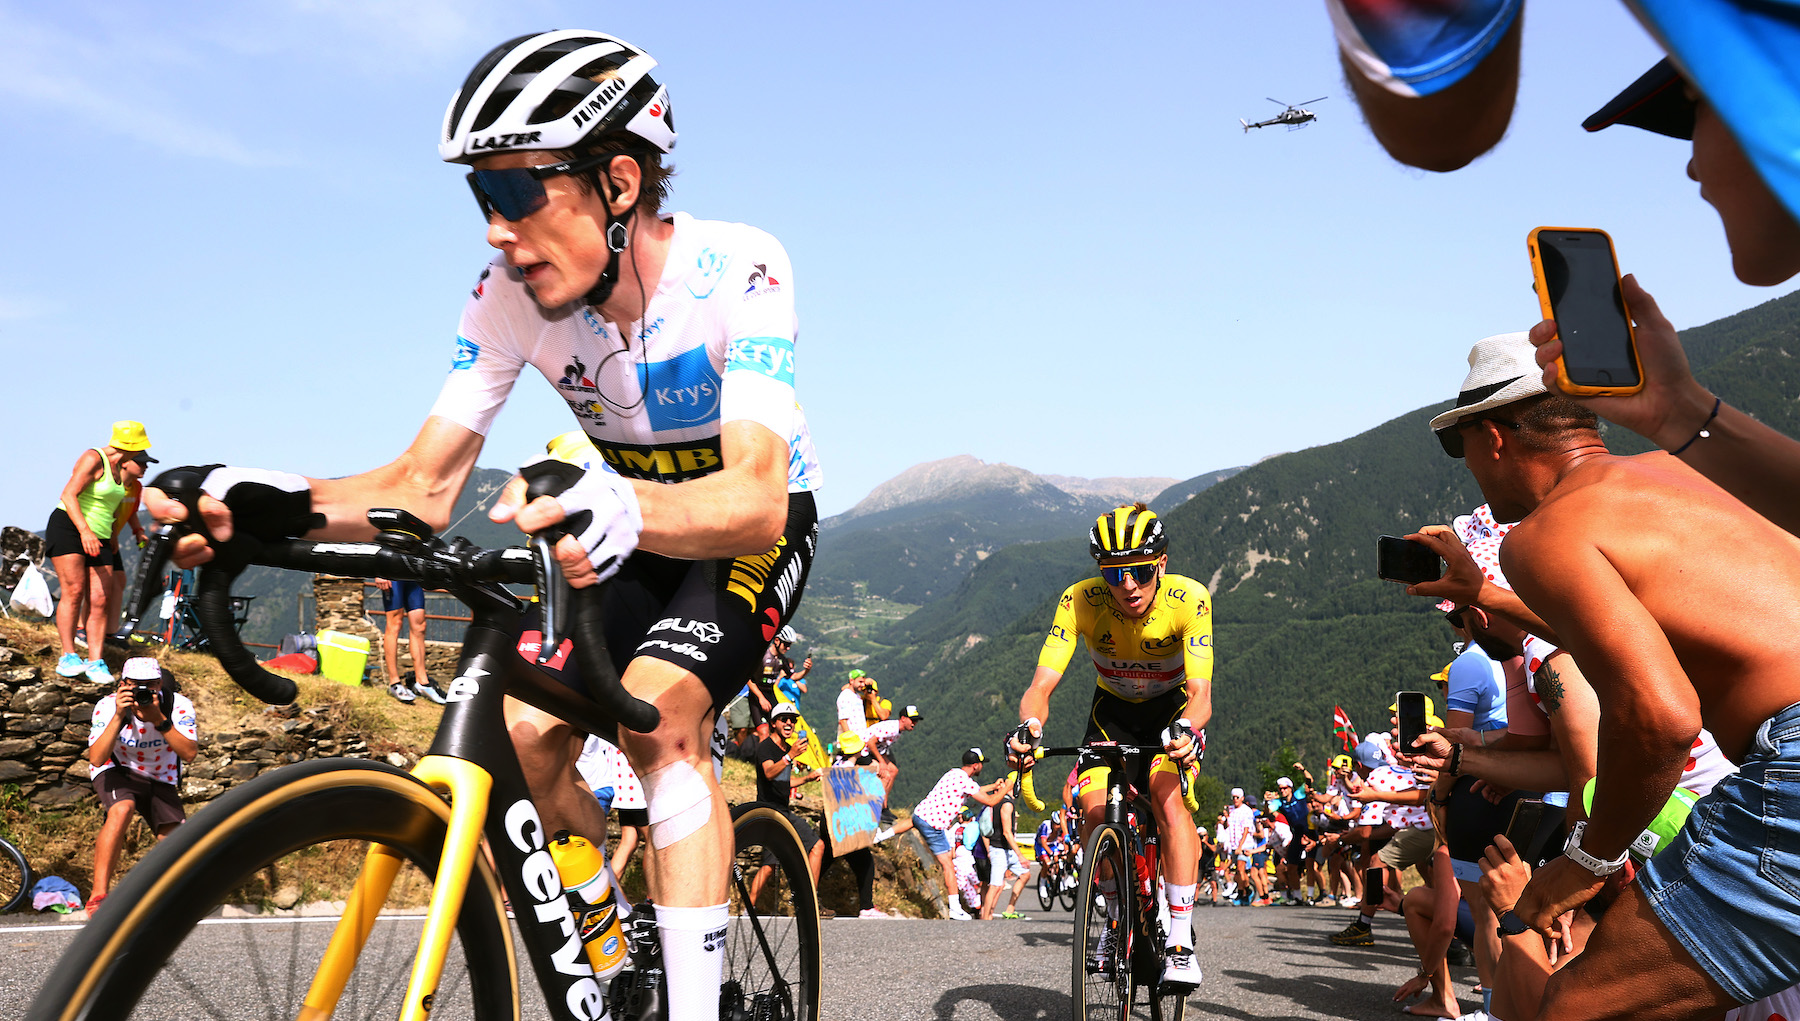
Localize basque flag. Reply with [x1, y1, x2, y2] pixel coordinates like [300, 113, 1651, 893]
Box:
[1333, 705, 1356, 752]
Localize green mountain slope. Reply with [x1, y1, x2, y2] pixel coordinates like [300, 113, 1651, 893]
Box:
[861, 288, 1800, 805]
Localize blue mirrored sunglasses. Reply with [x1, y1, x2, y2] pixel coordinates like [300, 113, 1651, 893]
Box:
[1100, 563, 1159, 586]
[465, 152, 614, 222]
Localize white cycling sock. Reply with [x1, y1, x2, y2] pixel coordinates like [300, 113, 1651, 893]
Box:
[657, 901, 728, 1021]
[1166, 883, 1195, 948]
[1097, 876, 1119, 919]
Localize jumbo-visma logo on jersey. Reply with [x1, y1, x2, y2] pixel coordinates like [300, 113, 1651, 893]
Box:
[644, 345, 722, 431]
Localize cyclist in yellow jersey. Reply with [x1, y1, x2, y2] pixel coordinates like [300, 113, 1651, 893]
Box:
[1013, 502, 1212, 988]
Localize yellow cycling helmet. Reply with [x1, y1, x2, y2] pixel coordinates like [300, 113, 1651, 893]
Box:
[1090, 502, 1167, 561]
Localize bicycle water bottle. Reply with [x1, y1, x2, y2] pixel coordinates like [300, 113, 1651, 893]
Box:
[548, 831, 630, 979]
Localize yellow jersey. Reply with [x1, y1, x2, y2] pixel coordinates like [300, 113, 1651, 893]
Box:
[1037, 574, 1213, 701]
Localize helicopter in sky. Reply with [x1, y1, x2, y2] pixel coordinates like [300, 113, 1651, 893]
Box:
[1240, 96, 1328, 132]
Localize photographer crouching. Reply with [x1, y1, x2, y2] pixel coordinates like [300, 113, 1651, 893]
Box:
[85, 657, 197, 913]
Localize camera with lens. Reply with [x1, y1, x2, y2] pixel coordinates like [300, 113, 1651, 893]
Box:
[132, 685, 155, 712]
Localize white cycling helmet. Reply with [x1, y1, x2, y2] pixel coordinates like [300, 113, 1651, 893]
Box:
[440, 30, 676, 163]
[776, 625, 798, 644]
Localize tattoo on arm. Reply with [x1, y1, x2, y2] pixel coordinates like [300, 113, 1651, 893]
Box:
[1536, 661, 1564, 715]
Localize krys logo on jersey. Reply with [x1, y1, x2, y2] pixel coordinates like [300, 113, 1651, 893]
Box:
[644, 344, 722, 431]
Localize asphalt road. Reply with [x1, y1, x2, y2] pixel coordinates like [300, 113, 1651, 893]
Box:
[0, 889, 1469, 1020]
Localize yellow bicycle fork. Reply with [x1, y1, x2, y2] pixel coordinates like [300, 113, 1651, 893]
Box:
[299, 756, 509, 1021]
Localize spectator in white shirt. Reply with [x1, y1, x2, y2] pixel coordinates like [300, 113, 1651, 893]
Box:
[85, 657, 197, 913]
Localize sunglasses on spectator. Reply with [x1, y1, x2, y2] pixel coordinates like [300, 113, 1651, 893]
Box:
[1435, 415, 1520, 459]
[1444, 605, 1490, 631]
[466, 152, 617, 222]
[1100, 563, 1159, 586]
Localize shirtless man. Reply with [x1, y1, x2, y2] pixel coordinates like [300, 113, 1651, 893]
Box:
[1432, 330, 1800, 1021]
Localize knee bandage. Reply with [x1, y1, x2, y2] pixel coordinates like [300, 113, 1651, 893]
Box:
[643, 761, 713, 850]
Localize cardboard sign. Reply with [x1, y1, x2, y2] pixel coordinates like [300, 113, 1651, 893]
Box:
[821, 766, 886, 854]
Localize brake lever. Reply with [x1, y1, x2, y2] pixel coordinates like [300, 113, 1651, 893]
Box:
[518, 460, 585, 665]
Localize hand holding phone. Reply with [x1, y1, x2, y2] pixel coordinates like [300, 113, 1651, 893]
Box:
[1395, 690, 1428, 752]
[1528, 227, 1643, 396]
[1377, 535, 1443, 585]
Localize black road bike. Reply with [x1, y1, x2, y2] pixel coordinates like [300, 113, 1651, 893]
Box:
[1026, 744, 1193, 1021]
[28, 473, 818, 1021]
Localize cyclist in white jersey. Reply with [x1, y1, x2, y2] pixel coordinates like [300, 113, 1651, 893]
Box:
[145, 31, 820, 1018]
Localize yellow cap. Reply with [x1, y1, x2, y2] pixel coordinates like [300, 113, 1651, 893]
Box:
[109, 420, 151, 451]
[1430, 664, 1451, 684]
[838, 732, 865, 756]
[1427, 714, 1446, 729]
[545, 430, 600, 468]
[865, 678, 879, 692]
[1331, 754, 1352, 770]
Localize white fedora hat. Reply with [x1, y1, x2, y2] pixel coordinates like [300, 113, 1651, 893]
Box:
[1428, 332, 1545, 433]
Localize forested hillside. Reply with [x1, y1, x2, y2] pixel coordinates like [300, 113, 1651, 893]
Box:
[849, 288, 1800, 805]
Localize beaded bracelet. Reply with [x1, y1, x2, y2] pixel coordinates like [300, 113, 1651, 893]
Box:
[1671, 396, 1722, 457]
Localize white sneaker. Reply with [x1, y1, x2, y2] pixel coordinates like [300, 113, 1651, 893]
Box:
[1161, 947, 1203, 988]
[85, 659, 113, 684]
[414, 682, 447, 705]
[945, 903, 972, 921]
[1340, 896, 1361, 909]
[858, 908, 890, 919]
[388, 682, 416, 704]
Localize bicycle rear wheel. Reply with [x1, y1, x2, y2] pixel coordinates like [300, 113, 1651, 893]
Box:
[725, 804, 821, 1021]
[1059, 860, 1079, 913]
[1073, 824, 1133, 1021]
[0, 836, 31, 913]
[1037, 861, 1056, 911]
[26, 759, 516, 1021]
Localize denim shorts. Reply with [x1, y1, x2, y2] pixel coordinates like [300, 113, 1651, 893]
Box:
[1641, 701, 1800, 1003]
[915, 816, 952, 856]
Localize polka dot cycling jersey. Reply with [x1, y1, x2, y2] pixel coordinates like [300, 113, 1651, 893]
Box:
[1036, 574, 1213, 700]
[430, 212, 822, 493]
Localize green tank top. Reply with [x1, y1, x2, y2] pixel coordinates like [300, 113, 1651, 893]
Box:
[59, 448, 129, 537]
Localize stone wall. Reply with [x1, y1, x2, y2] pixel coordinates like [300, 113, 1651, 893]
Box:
[313, 575, 461, 683]
[0, 631, 380, 811]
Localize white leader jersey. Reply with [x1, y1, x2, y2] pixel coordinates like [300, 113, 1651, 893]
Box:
[430, 212, 823, 491]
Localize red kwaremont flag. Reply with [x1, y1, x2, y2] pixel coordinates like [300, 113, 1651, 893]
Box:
[1332, 706, 1355, 753]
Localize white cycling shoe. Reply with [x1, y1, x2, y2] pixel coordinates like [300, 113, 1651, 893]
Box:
[1161, 947, 1203, 989]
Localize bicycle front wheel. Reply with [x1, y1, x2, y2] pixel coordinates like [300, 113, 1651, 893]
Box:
[27, 758, 517, 1021]
[0, 835, 31, 913]
[725, 803, 822, 1021]
[1073, 824, 1133, 1021]
[1059, 860, 1080, 913]
[1037, 861, 1057, 911]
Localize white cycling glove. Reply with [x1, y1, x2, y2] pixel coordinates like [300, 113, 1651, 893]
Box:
[519, 456, 643, 583]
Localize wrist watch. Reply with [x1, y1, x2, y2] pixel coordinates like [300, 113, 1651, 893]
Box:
[154, 718, 174, 734]
[1563, 821, 1630, 876]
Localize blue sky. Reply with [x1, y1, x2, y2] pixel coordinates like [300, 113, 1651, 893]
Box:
[5, 1, 1795, 533]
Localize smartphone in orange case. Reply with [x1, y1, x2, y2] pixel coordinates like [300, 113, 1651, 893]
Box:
[1527, 226, 1644, 397]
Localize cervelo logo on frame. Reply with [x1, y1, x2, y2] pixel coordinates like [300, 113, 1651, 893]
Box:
[444, 667, 488, 703]
[502, 799, 607, 1020]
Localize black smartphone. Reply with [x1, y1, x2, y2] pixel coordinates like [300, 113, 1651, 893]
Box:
[1528, 227, 1642, 394]
[1396, 690, 1428, 752]
[1377, 535, 1442, 585]
[1503, 798, 1546, 850]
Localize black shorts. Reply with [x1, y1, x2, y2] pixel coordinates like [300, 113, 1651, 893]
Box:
[94, 766, 185, 829]
[1284, 834, 1311, 868]
[520, 492, 817, 713]
[44, 508, 113, 568]
[615, 807, 649, 829]
[1080, 686, 1189, 797]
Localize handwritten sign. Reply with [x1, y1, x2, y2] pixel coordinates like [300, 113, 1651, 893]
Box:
[821, 766, 886, 853]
